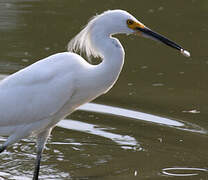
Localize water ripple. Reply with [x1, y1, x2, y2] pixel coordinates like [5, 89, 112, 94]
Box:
[161, 167, 208, 177]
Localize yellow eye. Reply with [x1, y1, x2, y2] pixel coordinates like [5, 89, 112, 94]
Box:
[127, 19, 134, 25]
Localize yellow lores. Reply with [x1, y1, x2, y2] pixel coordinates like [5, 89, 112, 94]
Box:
[0, 10, 190, 180]
[127, 19, 145, 29]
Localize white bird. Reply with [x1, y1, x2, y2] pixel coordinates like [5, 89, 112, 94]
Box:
[0, 10, 190, 180]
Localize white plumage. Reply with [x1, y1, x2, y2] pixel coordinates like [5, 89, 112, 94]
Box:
[0, 9, 190, 180]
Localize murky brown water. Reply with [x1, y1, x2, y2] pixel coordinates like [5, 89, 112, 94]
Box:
[0, 0, 208, 179]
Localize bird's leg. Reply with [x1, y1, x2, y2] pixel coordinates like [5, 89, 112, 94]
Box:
[0, 130, 31, 154]
[33, 148, 42, 180]
[0, 132, 29, 154]
[33, 128, 52, 180]
[0, 145, 6, 153]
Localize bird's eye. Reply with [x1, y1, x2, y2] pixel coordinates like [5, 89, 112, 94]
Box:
[127, 19, 134, 25]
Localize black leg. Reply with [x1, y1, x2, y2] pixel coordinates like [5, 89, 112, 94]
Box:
[33, 149, 43, 180]
[32, 128, 52, 180]
[0, 145, 6, 153]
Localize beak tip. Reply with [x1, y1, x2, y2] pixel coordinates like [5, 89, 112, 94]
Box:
[181, 49, 191, 57]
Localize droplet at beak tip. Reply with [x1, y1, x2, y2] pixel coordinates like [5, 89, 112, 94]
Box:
[181, 49, 190, 57]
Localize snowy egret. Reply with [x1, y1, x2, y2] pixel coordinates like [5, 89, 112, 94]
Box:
[0, 10, 190, 179]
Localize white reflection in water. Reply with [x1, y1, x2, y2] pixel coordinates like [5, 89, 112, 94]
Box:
[79, 103, 183, 126]
[57, 119, 140, 150]
[78, 103, 207, 134]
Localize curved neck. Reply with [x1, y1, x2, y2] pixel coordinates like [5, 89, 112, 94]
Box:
[89, 35, 125, 94]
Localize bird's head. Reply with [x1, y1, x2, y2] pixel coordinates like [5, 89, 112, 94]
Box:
[68, 10, 190, 59]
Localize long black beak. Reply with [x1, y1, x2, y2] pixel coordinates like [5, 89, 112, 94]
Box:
[136, 27, 190, 57]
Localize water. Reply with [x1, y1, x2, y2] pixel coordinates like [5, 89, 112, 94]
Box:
[0, 0, 208, 179]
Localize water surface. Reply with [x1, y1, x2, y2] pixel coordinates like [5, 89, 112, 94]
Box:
[0, 0, 208, 179]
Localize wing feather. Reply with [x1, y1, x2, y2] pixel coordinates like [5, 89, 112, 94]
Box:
[0, 53, 78, 129]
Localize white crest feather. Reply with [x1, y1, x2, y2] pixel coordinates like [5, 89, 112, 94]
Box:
[68, 14, 102, 60]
